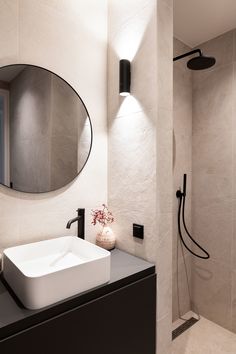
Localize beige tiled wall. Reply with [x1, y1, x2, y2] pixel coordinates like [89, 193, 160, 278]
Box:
[0, 0, 108, 251]
[108, 0, 158, 262]
[192, 29, 236, 332]
[108, 0, 173, 353]
[173, 38, 193, 321]
[0, 1, 174, 352]
[156, 1, 173, 353]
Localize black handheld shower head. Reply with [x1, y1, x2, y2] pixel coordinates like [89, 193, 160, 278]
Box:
[183, 174, 187, 196]
[176, 174, 210, 259]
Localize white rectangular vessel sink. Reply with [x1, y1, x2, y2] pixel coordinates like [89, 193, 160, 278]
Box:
[2, 236, 110, 310]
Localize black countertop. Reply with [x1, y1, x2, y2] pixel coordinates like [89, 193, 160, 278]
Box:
[0, 249, 155, 341]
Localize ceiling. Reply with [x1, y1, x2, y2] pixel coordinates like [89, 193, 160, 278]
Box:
[174, 0, 236, 47]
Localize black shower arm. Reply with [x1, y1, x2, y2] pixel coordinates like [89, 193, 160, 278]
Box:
[173, 49, 202, 62]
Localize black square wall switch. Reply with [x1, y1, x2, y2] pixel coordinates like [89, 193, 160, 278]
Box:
[133, 224, 144, 240]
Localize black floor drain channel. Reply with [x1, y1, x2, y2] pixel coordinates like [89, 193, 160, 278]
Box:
[172, 317, 199, 340]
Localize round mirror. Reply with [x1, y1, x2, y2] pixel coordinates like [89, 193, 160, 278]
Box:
[0, 64, 92, 193]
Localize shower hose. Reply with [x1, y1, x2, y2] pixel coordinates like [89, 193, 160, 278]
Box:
[176, 174, 210, 259]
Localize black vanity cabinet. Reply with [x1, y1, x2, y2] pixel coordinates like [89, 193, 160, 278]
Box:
[0, 250, 156, 354]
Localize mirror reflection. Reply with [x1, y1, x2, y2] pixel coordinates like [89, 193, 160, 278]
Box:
[0, 64, 92, 193]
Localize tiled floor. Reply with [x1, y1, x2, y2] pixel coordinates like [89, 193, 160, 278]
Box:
[172, 316, 236, 354]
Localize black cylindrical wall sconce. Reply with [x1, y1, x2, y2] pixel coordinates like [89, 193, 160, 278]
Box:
[119, 59, 131, 96]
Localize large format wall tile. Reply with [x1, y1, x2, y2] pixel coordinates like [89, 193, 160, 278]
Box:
[232, 61, 236, 200]
[0, 186, 20, 217]
[233, 29, 236, 61]
[0, 216, 20, 253]
[156, 3, 173, 350]
[108, 0, 155, 38]
[19, 0, 108, 132]
[157, 212, 172, 320]
[193, 65, 233, 136]
[172, 255, 192, 321]
[0, 2, 108, 251]
[192, 172, 232, 208]
[172, 207, 192, 270]
[231, 199, 236, 270]
[200, 30, 234, 69]
[157, 127, 173, 214]
[108, 0, 158, 263]
[108, 1, 173, 353]
[157, 0, 173, 111]
[109, 109, 156, 261]
[193, 132, 232, 176]
[192, 258, 232, 331]
[192, 29, 236, 333]
[157, 311, 172, 354]
[173, 134, 192, 176]
[231, 270, 236, 332]
[0, 0, 18, 64]
[162, 0, 173, 9]
[192, 199, 233, 266]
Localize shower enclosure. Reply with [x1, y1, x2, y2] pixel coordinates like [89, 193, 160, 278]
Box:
[173, 29, 236, 340]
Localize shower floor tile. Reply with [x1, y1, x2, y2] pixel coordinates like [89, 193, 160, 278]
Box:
[172, 316, 236, 354]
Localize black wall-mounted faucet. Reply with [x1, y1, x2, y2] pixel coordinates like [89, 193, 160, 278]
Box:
[66, 208, 85, 239]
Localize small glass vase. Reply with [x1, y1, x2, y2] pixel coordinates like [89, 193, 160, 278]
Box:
[96, 225, 115, 250]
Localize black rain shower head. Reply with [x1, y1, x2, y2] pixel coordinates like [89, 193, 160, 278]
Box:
[173, 49, 216, 70]
[187, 55, 216, 70]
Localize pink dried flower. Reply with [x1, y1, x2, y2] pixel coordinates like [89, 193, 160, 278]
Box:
[91, 204, 114, 227]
